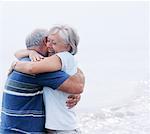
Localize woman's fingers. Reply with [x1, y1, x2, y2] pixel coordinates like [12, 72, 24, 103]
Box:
[30, 52, 44, 62]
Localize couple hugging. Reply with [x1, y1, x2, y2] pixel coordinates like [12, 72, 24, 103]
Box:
[1, 25, 85, 134]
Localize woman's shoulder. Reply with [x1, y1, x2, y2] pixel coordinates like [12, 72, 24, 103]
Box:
[55, 51, 73, 59]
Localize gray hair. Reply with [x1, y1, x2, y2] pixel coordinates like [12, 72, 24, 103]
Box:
[49, 25, 79, 55]
[26, 29, 49, 48]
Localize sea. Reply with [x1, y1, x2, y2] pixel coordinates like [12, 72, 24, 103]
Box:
[77, 80, 150, 134]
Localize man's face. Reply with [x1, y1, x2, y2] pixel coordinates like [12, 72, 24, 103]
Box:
[29, 38, 49, 57]
[41, 39, 49, 56]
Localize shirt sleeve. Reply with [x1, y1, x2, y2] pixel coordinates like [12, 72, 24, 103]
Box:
[55, 52, 77, 75]
[36, 71, 70, 89]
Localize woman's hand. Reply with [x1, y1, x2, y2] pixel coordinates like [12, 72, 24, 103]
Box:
[29, 50, 44, 62]
[8, 61, 17, 76]
[15, 49, 44, 61]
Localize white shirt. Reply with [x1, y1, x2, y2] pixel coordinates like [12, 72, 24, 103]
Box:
[43, 51, 78, 130]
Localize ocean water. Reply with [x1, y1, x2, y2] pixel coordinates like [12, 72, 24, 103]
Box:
[77, 80, 150, 134]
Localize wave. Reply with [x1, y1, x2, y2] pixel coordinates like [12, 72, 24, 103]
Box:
[78, 80, 150, 134]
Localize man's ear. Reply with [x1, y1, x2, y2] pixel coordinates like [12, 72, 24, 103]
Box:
[44, 37, 47, 46]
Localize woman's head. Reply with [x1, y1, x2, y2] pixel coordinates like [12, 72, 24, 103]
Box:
[47, 25, 79, 55]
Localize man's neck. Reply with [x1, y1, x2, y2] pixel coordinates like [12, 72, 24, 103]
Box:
[31, 47, 48, 57]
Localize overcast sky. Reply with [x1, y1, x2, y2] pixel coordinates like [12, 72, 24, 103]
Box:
[0, 1, 149, 110]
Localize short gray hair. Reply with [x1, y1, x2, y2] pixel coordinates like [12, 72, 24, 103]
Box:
[26, 29, 48, 48]
[49, 25, 79, 55]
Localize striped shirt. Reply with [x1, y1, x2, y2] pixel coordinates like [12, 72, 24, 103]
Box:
[1, 57, 69, 134]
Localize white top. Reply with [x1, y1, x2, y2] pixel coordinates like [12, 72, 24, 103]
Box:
[43, 51, 78, 130]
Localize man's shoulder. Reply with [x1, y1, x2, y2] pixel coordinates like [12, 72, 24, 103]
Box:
[7, 70, 36, 83]
[19, 57, 31, 61]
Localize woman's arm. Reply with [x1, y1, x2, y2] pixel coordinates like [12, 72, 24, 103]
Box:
[13, 55, 62, 74]
[15, 49, 44, 61]
[15, 49, 32, 59]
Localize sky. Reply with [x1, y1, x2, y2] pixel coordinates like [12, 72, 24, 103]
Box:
[0, 1, 149, 111]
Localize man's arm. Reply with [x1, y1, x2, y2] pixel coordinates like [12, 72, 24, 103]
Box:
[36, 68, 85, 94]
[11, 55, 85, 94]
[58, 68, 85, 94]
[36, 69, 84, 108]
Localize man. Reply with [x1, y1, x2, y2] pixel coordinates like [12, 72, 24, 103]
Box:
[1, 29, 85, 133]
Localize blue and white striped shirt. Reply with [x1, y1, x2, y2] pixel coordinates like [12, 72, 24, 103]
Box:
[1, 57, 69, 133]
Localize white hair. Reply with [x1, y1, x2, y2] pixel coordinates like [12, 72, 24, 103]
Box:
[26, 29, 48, 48]
[49, 25, 79, 55]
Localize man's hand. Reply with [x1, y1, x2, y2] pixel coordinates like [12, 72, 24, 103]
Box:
[66, 94, 81, 109]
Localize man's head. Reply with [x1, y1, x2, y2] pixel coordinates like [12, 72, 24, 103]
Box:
[26, 29, 49, 56]
[47, 25, 79, 55]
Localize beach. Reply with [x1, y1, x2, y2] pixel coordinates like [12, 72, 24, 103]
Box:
[78, 80, 150, 134]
